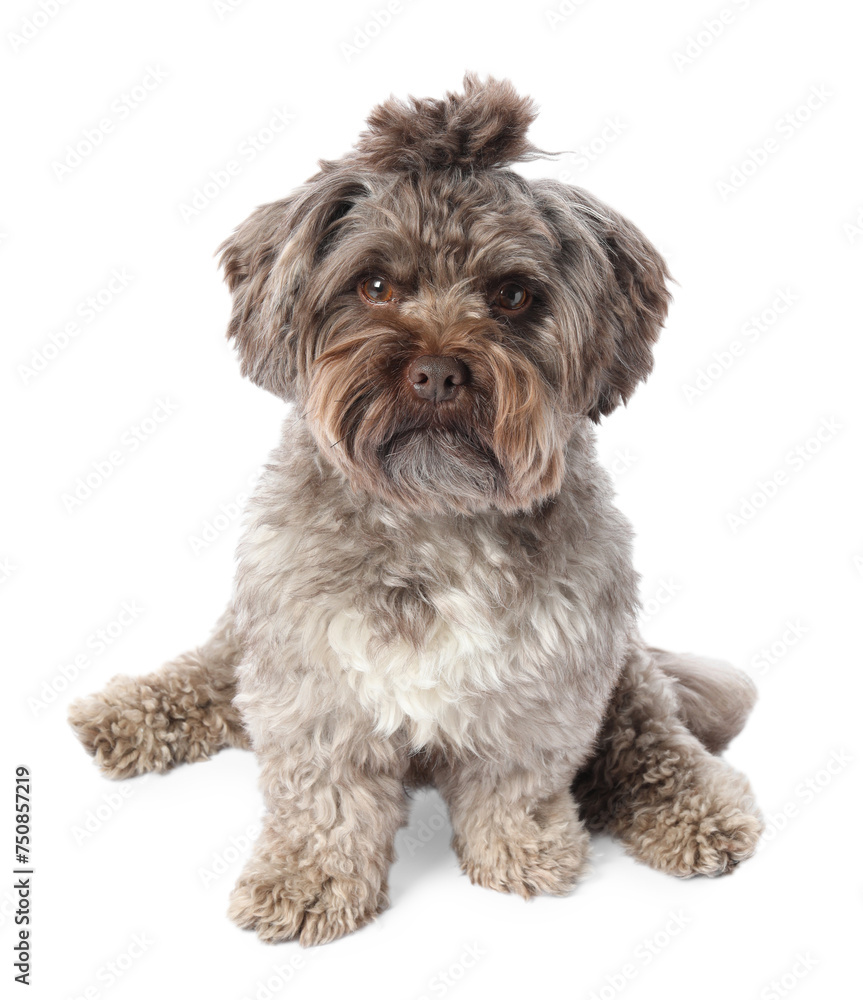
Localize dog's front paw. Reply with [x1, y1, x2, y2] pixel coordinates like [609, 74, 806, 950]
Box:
[228, 860, 386, 946]
[626, 777, 763, 877]
[454, 792, 590, 898]
[457, 830, 590, 898]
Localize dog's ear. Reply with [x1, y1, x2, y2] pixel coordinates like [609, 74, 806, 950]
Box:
[532, 181, 672, 420]
[218, 171, 368, 399]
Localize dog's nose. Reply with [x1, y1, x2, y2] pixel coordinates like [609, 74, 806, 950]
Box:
[406, 355, 469, 402]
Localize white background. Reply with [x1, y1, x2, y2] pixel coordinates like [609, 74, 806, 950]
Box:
[3, 0, 862, 997]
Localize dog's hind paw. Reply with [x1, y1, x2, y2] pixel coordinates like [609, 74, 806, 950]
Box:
[624, 780, 763, 877]
[68, 689, 175, 779]
[68, 666, 240, 779]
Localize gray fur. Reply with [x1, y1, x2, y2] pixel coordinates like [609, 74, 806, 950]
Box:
[69, 75, 760, 946]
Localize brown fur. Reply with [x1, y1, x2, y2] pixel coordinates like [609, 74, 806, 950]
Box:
[68, 76, 760, 946]
[354, 73, 544, 172]
[574, 646, 762, 875]
[69, 611, 249, 778]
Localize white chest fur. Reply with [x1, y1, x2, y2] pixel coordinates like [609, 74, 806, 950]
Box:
[234, 420, 635, 753]
[326, 558, 529, 747]
[238, 513, 606, 750]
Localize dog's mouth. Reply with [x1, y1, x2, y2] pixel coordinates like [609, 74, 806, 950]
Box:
[378, 421, 493, 460]
[376, 423, 504, 496]
[308, 356, 563, 513]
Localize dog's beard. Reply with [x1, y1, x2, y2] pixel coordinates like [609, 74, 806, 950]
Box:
[304, 321, 572, 515]
[377, 425, 504, 513]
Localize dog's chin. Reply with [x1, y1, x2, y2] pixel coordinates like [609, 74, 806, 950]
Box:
[371, 426, 504, 515]
[313, 412, 564, 517]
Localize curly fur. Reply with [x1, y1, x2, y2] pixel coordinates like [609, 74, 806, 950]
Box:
[574, 646, 762, 875]
[68, 76, 760, 946]
[69, 611, 249, 778]
[353, 72, 543, 172]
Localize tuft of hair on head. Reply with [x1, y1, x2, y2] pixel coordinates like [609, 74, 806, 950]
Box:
[352, 73, 543, 173]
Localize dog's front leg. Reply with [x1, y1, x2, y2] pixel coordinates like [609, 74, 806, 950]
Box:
[437, 758, 590, 898]
[228, 724, 409, 946]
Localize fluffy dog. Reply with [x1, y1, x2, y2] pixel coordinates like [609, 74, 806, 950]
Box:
[69, 75, 762, 946]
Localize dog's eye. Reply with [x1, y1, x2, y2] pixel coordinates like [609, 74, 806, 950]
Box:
[359, 276, 394, 304]
[493, 282, 531, 313]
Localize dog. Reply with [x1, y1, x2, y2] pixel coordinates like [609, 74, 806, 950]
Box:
[69, 75, 762, 947]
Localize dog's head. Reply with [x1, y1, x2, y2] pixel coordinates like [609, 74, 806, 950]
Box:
[220, 75, 671, 515]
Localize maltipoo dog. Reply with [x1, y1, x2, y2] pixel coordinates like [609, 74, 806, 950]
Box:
[69, 75, 762, 946]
